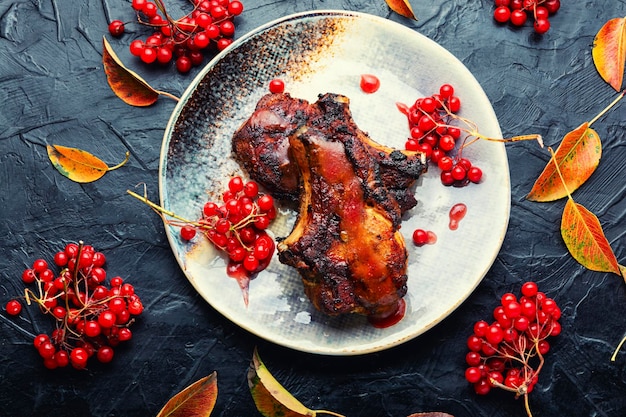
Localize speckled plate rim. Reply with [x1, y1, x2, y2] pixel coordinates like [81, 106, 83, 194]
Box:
[159, 10, 510, 355]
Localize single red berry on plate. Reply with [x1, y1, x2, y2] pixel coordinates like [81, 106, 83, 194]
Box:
[180, 225, 197, 241]
[269, 78, 285, 93]
[412, 229, 428, 246]
[468, 166, 483, 183]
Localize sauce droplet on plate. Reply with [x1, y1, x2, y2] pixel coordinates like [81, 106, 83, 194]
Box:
[449, 203, 467, 230]
[360, 74, 380, 94]
[368, 299, 406, 328]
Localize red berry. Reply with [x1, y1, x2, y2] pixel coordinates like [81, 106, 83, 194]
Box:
[494, 6, 511, 23]
[521, 281, 538, 297]
[447, 96, 461, 113]
[438, 134, 456, 152]
[22, 268, 36, 284]
[439, 83, 454, 98]
[228, 0, 244, 15]
[6, 299, 22, 316]
[467, 166, 483, 183]
[220, 20, 236, 37]
[533, 18, 550, 34]
[412, 229, 428, 246]
[509, 9, 527, 26]
[176, 56, 192, 73]
[257, 194, 274, 212]
[180, 225, 197, 241]
[451, 165, 467, 181]
[108, 20, 125, 37]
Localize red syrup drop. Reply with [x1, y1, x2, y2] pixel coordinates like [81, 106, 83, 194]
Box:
[449, 203, 467, 230]
[360, 74, 380, 93]
[368, 299, 406, 329]
[427, 230, 437, 244]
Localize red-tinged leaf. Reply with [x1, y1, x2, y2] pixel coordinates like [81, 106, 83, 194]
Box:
[247, 348, 345, 417]
[527, 122, 601, 202]
[47, 144, 129, 183]
[156, 373, 218, 417]
[592, 17, 626, 91]
[561, 198, 622, 276]
[102, 37, 178, 106]
[385, 0, 417, 20]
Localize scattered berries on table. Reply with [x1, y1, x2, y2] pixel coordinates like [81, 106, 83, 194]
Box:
[111, 0, 245, 73]
[464, 281, 561, 416]
[6, 242, 143, 370]
[492, 0, 560, 34]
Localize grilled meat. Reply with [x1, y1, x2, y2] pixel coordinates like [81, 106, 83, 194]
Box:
[277, 125, 408, 318]
[232, 92, 427, 211]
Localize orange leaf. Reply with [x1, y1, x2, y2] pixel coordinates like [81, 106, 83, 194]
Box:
[592, 17, 626, 91]
[561, 199, 622, 276]
[156, 373, 218, 417]
[47, 144, 129, 183]
[527, 122, 601, 202]
[102, 37, 177, 106]
[385, 0, 417, 20]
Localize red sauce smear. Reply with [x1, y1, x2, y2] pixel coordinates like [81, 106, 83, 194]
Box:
[449, 203, 467, 230]
[368, 299, 406, 329]
[427, 230, 438, 244]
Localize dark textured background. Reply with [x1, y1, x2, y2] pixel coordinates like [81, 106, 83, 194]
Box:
[1, 1, 625, 416]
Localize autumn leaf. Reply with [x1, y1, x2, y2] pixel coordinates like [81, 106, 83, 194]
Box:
[102, 36, 178, 106]
[527, 91, 624, 202]
[47, 144, 129, 183]
[385, 0, 417, 20]
[406, 413, 454, 417]
[527, 122, 601, 202]
[156, 372, 218, 417]
[247, 348, 345, 417]
[561, 198, 623, 278]
[592, 17, 626, 91]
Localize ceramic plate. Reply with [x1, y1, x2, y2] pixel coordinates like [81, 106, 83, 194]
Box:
[159, 10, 510, 355]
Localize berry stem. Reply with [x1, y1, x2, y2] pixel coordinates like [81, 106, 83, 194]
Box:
[127, 189, 193, 224]
[611, 334, 626, 362]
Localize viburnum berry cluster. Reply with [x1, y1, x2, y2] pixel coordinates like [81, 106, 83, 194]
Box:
[5, 242, 143, 370]
[400, 83, 483, 187]
[181, 176, 276, 281]
[493, 0, 561, 34]
[108, 0, 244, 73]
[465, 282, 561, 417]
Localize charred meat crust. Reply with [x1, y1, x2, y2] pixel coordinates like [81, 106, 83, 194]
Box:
[231, 92, 427, 211]
[277, 126, 408, 318]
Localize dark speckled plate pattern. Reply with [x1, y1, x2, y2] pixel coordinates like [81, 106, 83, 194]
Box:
[159, 10, 509, 355]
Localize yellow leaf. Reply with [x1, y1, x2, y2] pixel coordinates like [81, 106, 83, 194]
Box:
[527, 123, 601, 202]
[385, 0, 417, 20]
[247, 348, 344, 417]
[561, 199, 621, 276]
[102, 37, 178, 106]
[156, 373, 218, 417]
[47, 144, 129, 183]
[592, 16, 626, 91]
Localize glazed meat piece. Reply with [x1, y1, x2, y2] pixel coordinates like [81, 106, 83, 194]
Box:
[232, 92, 427, 211]
[277, 125, 408, 318]
[231, 93, 311, 201]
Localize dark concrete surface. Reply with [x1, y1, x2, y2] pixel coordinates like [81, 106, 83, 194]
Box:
[1, 1, 625, 416]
